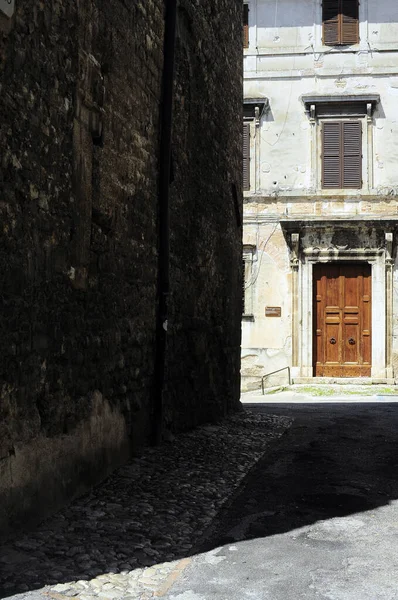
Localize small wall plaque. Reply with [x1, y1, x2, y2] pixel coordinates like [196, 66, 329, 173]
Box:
[265, 306, 281, 317]
[0, 0, 15, 18]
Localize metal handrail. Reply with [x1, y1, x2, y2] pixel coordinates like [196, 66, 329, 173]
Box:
[261, 367, 291, 395]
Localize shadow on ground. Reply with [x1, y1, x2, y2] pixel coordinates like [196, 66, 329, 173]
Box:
[1, 402, 398, 597]
[197, 402, 398, 552]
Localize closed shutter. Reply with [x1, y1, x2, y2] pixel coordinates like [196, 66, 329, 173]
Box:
[322, 121, 362, 189]
[323, 0, 359, 45]
[341, 0, 359, 45]
[322, 122, 341, 188]
[243, 4, 249, 48]
[342, 121, 362, 188]
[243, 123, 250, 191]
[323, 0, 339, 45]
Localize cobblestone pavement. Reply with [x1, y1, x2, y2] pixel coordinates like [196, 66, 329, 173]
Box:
[0, 409, 292, 600]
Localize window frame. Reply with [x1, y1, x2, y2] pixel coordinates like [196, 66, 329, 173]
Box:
[303, 96, 377, 194]
[243, 101, 267, 195]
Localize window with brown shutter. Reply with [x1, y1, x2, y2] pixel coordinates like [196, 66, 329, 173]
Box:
[243, 4, 249, 48]
[323, 0, 359, 46]
[322, 120, 362, 189]
[243, 122, 250, 191]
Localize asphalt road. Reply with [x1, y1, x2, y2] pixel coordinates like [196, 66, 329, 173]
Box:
[164, 402, 398, 599]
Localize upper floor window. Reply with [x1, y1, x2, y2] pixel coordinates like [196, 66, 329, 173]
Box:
[243, 4, 249, 48]
[302, 94, 379, 192]
[322, 0, 359, 46]
[322, 120, 362, 189]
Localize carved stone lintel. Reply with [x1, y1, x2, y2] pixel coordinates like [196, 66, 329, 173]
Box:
[291, 233, 300, 269]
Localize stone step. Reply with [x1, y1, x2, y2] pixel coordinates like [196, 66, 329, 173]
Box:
[293, 377, 394, 386]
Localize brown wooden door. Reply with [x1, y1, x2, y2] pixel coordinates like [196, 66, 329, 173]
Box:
[313, 263, 371, 377]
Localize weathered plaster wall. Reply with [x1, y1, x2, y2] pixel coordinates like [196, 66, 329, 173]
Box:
[244, 0, 398, 198]
[242, 0, 398, 386]
[241, 222, 291, 390]
[242, 225, 291, 348]
[245, 74, 398, 197]
[246, 0, 398, 53]
[0, 0, 242, 534]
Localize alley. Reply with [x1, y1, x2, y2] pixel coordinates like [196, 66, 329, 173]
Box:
[0, 409, 291, 600]
[163, 401, 398, 599]
[3, 400, 398, 599]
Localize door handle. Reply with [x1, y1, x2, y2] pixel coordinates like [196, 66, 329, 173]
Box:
[330, 338, 336, 344]
[348, 338, 355, 345]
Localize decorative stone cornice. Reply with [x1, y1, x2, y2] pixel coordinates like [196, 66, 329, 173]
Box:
[301, 93, 380, 116]
[280, 217, 398, 232]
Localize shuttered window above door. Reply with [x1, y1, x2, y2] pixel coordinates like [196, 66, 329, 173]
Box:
[322, 121, 362, 189]
[323, 0, 359, 45]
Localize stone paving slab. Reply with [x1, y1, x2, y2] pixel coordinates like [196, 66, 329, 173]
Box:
[0, 409, 292, 600]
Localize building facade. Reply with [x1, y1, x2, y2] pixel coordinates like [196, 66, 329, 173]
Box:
[0, 0, 243, 534]
[242, 0, 398, 389]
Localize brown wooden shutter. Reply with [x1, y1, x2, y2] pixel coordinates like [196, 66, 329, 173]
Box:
[342, 121, 362, 188]
[322, 121, 342, 188]
[322, 120, 362, 189]
[341, 0, 359, 45]
[323, 0, 340, 45]
[243, 123, 250, 191]
[323, 0, 359, 45]
[243, 4, 249, 48]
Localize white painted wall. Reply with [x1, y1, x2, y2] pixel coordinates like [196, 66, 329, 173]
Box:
[242, 0, 398, 387]
[244, 0, 398, 198]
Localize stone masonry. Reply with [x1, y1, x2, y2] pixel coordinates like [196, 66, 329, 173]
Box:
[0, 0, 243, 535]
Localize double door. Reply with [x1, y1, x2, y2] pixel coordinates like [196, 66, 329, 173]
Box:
[313, 263, 371, 377]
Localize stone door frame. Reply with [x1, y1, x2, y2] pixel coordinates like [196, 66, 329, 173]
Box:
[288, 231, 394, 383]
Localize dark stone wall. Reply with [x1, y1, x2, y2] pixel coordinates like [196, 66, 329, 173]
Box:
[165, 0, 243, 431]
[0, 0, 242, 535]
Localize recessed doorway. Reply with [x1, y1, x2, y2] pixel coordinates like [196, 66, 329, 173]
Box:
[313, 263, 372, 377]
